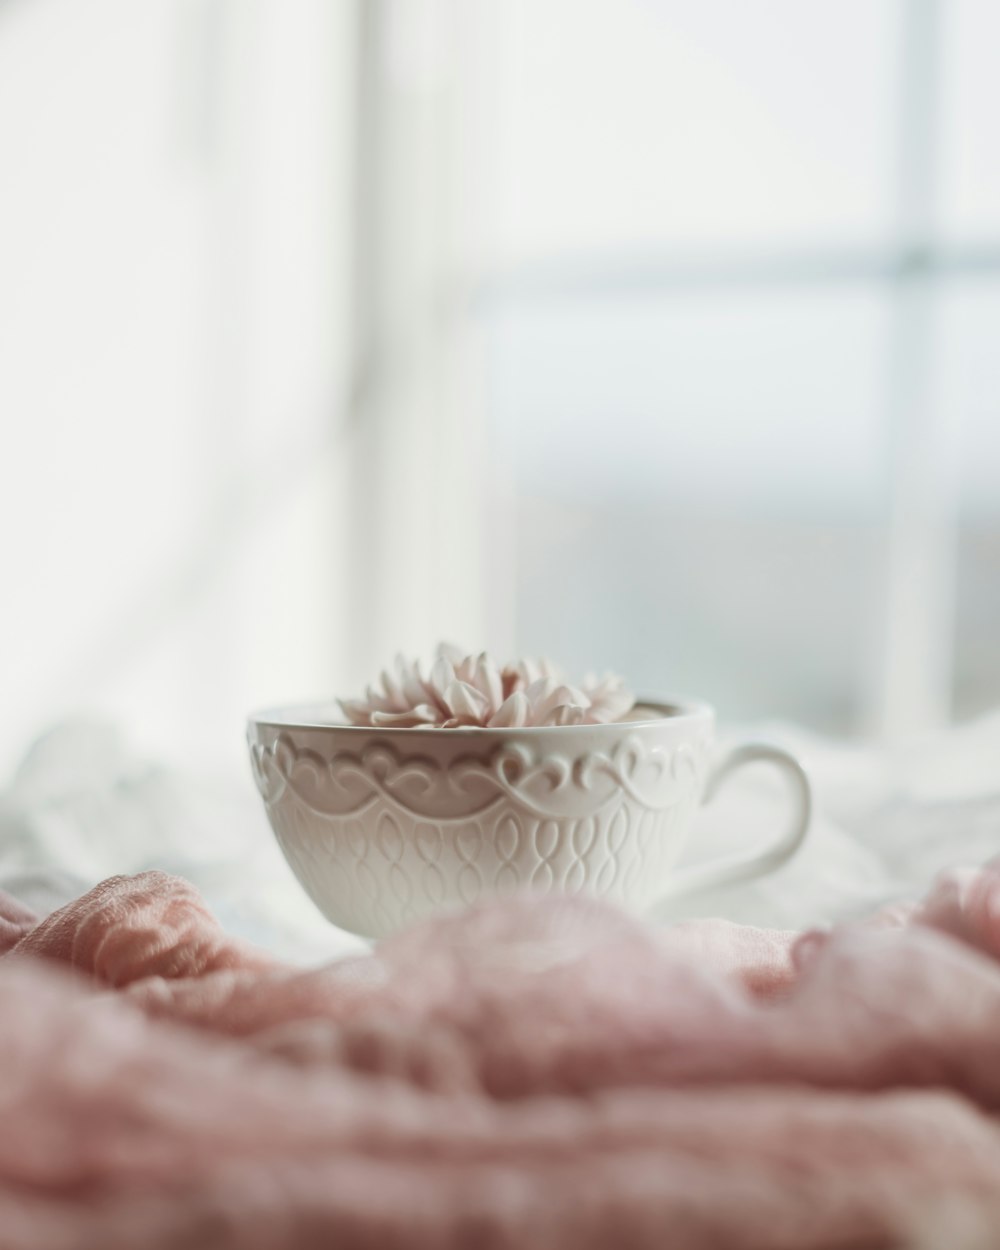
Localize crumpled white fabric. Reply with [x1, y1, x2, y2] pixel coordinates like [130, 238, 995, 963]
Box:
[1, 712, 999, 957]
[0, 721, 364, 963]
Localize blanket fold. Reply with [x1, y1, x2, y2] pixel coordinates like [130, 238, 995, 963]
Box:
[3, 866, 1000, 1248]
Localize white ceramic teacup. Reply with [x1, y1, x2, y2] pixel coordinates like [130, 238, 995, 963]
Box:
[247, 699, 810, 939]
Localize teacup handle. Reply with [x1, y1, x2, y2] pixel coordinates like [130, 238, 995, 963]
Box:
[656, 743, 811, 901]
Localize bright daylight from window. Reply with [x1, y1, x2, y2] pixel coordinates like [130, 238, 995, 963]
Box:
[1, 3, 1000, 1243]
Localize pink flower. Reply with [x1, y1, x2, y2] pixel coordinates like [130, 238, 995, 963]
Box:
[339, 644, 635, 729]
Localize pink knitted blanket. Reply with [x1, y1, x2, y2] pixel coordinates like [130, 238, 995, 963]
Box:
[3, 867, 1000, 1248]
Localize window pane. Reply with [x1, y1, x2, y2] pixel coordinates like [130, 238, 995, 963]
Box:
[486, 0, 900, 262]
[487, 286, 891, 731]
[940, 0, 1000, 241]
[941, 280, 1000, 717]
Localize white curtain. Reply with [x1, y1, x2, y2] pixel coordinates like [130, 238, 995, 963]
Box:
[0, 0, 362, 773]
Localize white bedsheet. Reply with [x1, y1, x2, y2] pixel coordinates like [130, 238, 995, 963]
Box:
[1, 715, 998, 960]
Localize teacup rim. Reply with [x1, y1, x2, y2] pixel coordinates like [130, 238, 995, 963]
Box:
[248, 696, 715, 736]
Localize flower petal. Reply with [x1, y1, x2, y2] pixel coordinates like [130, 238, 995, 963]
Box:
[430, 656, 457, 695]
[532, 682, 587, 723]
[548, 704, 585, 726]
[488, 691, 529, 728]
[474, 652, 504, 711]
[444, 680, 488, 721]
[338, 699, 373, 726]
[435, 642, 466, 668]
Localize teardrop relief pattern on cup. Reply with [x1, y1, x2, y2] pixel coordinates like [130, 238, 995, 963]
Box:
[252, 731, 709, 932]
[266, 795, 692, 930]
